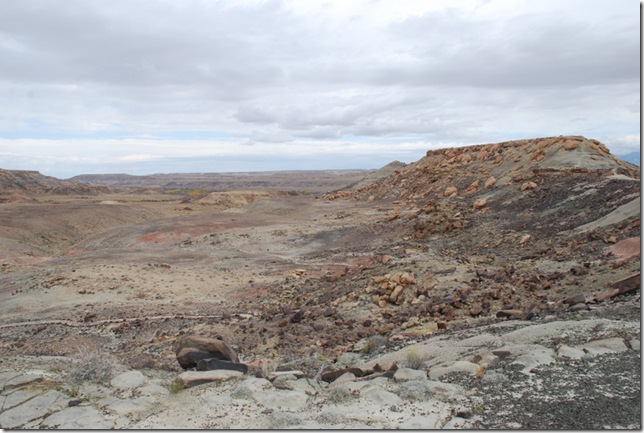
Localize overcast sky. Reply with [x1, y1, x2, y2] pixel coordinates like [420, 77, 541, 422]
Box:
[0, 0, 639, 178]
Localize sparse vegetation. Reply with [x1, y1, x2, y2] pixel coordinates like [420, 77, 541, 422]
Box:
[403, 347, 428, 370]
[68, 346, 115, 385]
[260, 359, 280, 379]
[327, 385, 357, 404]
[168, 379, 186, 394]
[361, 334, 387, 355]
[63, 385, 80, 397]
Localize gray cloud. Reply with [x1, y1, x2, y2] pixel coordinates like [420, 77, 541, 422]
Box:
[0, 0, 639, 176]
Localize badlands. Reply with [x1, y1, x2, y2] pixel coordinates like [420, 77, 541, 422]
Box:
[0, 136, 640, 429]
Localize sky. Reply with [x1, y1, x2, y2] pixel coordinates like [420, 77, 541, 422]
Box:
[0, 0, 640, 178]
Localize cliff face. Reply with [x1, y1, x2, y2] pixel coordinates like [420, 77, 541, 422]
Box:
[0, 169, 109, 196]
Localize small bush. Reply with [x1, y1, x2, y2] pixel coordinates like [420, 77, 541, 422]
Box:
[362, 335, 387, 355]
[63, 385, 80, 398]
[168, 379, 186, 394]
[403, 347, 427, 370]
[327, 385, 356, 404]
[68, 346, 115, 385]
[260, 359, 279, 379]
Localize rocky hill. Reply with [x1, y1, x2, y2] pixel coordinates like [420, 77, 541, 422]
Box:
[243, 134, 641, 369]
[0, 169, 108, 197]
[325, 136, 638, 202]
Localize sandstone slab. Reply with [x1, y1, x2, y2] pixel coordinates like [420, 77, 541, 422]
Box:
[578, 338, 628, 356]
[0, 390, 65, 429]
[41, 406, 114, 429]
[110, 370, 147, 389]
[393, 367, 427, 382]
[253, 389, 309, 410]
[361, 387, 403, 405]
[429, 361, 480, 380]
[177, 370, 244, 388]
[557, 345, 585, 360]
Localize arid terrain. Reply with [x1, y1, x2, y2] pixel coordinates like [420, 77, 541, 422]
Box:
[0, 136, 640, 429]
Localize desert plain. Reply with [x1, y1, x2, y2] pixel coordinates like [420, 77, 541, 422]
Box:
[0, 135, 640, 429]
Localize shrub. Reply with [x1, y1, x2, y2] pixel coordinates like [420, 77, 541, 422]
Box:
[168, 379, 186, 394]
[361, 335, 387, 355]
[403, 347, 427, 370]
[68, 346, 115, 385]
[327, 385, 356, 404]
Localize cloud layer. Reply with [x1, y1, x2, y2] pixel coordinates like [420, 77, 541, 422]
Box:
[0, 0, 639, 177]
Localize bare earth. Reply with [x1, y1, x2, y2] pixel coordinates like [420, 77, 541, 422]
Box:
[0, 136, 640, 429]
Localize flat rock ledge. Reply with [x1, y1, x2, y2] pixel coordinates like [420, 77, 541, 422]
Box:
[0, 317, 639, 429]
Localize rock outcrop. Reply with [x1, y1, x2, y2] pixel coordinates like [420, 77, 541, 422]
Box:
[324, 136, 639, 202]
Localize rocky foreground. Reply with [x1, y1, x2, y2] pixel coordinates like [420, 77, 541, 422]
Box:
[0, 296, 640, 429]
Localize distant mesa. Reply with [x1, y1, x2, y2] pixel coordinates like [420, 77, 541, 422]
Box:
[69, 170, 373, 194]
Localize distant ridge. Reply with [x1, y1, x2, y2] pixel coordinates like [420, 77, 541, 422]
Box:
[70, 170, 373, 193]
[0, 169, 108, 196]
[616, 151, 640, 166]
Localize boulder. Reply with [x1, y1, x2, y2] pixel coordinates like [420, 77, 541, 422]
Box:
[465, 179, 480, 193]
[484, 176, 497, 188]
[196, 358, 248, 374]
[563, 139, 579, 150]
[429, 361, 480, 380]
[110, 370, 147, 390]
[393, 367, 427, 382]
[444, 186, 458, 197]
[557, 345, 585, 360]
[496, 309, 524, 319]
[473, 198, 488, 209]
[521, 181, 538, 191]
[578, 338, 628, 356]
[321, 368, 364, 383]
[563, 294, 586, 306]
[267, 370, 305, 381]
[361, 387, 403, 405]
[175, 335, 239, 369]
